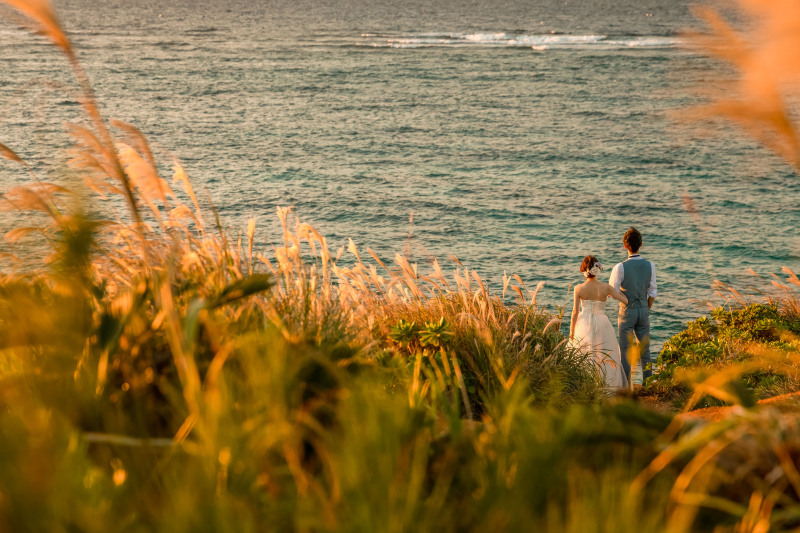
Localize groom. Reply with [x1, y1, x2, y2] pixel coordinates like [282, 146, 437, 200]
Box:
[608, 227, 657, 385]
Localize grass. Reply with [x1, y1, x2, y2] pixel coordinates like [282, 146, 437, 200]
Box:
[3, 0, 800, 531]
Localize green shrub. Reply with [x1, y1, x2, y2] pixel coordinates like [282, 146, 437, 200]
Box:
[648, 303, 800, 408]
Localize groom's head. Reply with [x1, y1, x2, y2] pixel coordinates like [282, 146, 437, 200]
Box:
[623, 227, 642, 254]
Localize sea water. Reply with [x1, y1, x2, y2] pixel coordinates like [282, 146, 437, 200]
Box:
[1, 0, 799, 351]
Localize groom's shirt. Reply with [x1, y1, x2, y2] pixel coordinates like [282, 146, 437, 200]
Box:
[609, 254, 657, 298]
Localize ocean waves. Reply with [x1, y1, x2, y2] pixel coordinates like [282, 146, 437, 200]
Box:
[351, 32, 681, 50]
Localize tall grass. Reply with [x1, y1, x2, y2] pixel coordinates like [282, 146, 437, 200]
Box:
[3, 0, 800, 531]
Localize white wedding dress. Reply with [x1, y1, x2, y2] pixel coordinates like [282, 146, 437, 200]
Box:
[572, 299, 628, 389]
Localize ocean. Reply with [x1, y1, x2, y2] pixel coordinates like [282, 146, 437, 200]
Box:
[1, 0, 799, 350]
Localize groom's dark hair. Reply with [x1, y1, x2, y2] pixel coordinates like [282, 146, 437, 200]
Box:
[623, 227, 642, 253]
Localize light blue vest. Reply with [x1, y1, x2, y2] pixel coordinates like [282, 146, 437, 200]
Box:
[620, 258, 651, 312]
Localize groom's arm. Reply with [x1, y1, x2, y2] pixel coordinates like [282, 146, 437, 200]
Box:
[647, 262, 657, 309]
[609, 263, 623, 291]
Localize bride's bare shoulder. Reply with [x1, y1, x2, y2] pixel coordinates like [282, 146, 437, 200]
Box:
[573, 282, 586, 296]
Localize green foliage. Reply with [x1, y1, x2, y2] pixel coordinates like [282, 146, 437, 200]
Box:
[389, 319, 419, 347]
[648, 303, 800, 408]
[389, 317, 456, 350]
[419, 317, 454, 348]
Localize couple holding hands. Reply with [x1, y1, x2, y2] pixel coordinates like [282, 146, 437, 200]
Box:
[569, 227, 658, 389]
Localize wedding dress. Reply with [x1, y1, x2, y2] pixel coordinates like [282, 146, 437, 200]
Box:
[572, 299, 628, 389]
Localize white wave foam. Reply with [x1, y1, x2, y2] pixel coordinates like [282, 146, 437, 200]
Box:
[462, 32, 511, 42]
[355, 32, 681, 50]
[602, 37, 680, 48]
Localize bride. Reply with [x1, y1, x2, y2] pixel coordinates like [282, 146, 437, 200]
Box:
[569, 255, 629, 389]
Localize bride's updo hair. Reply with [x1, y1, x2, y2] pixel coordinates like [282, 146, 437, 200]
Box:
[580, 255, 600, 278]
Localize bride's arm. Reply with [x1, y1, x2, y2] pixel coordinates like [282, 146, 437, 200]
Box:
[607, 284, 627, 305]
[569, 287, 580, 340]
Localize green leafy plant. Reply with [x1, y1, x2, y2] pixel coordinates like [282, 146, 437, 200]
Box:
[419, 317, 454, 348]
[389, 319, 419, 347]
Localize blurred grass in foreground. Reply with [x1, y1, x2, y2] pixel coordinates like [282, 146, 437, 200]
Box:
[3, 0, 800, 531]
